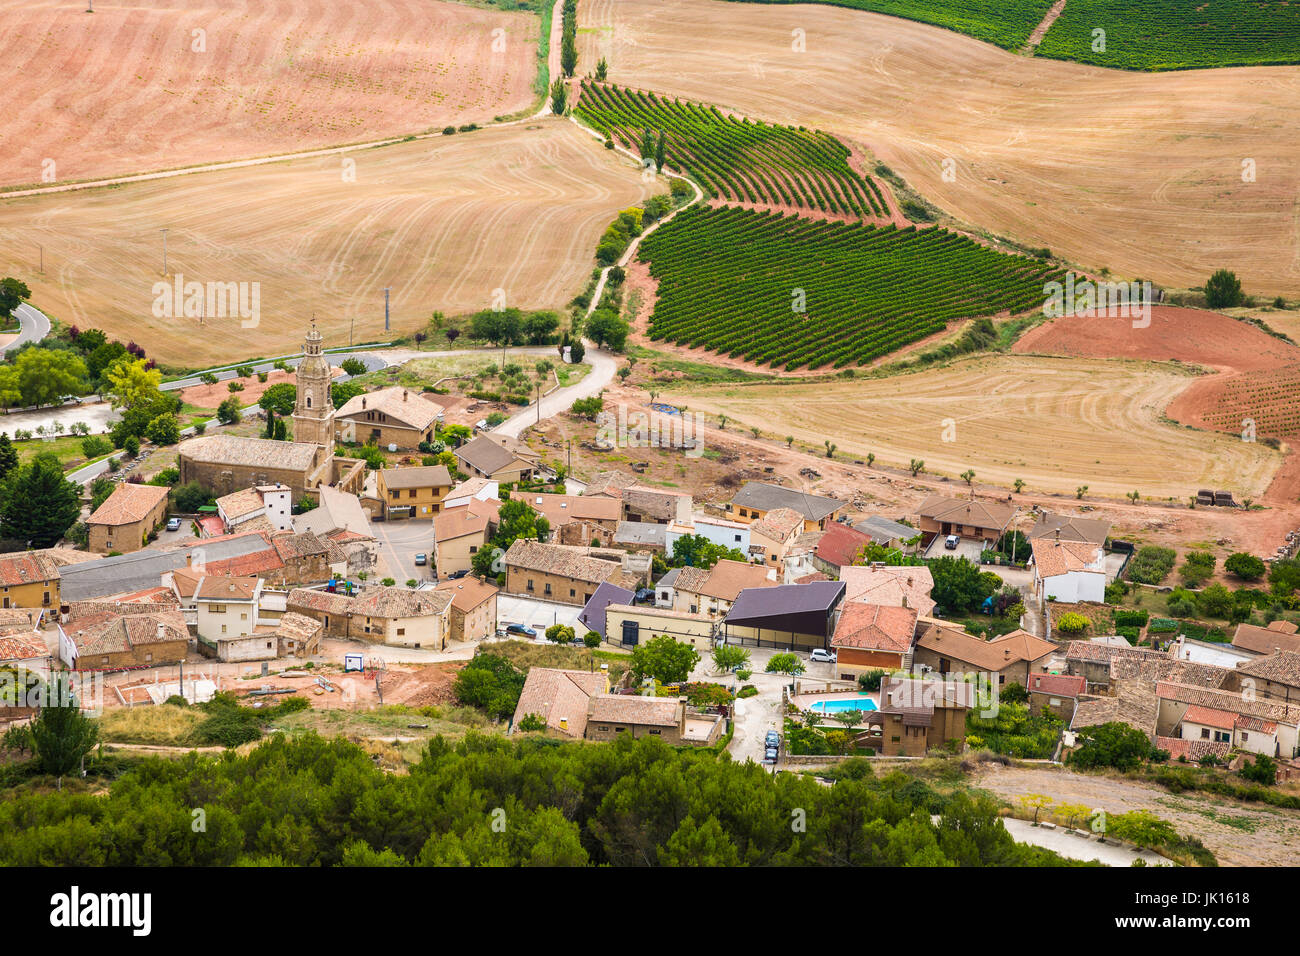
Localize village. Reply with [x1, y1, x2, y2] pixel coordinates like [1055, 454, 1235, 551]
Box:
[0, 320, 1295, 872]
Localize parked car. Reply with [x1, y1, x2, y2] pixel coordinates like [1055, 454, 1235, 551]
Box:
[809, 648, 836, 664]
[763, 746, 779, 763]
[765, 730, 780, 749]
[445, 568, 469, 580]
[633, 587, 654, 604]
[165, 517, 182, 532]
[944, 534, 960, 550]
[504, 623, 537, 638]
[414, 553, 427, 566]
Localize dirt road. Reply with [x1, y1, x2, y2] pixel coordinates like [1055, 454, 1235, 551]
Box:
[971, 762, 1300, 867]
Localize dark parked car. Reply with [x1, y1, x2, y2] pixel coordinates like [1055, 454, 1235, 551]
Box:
[446, 568, 469, 580]
[765, 731, 780, 749]
[504, 623, 537, 638]
[634, 587, 654, 604]
[763, 747, 779, 764]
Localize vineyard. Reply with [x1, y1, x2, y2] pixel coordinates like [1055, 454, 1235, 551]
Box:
[636, 206, 1063, 370]
[1035, 0, 1300, 70]
[1199, 365, 1300, 440]
[718, 0, 1055, 50]
[574, 82, 888, 219]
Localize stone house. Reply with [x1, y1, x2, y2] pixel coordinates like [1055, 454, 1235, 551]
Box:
[87, 483, 171, 555]
[334, 386, 443, 450]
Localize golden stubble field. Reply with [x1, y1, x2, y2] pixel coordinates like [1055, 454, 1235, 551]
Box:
[659, 354, 1283, 500]
[0, 0, 538, 187]
[579, 0, 1300, 296]
[0, 119, 658, 365]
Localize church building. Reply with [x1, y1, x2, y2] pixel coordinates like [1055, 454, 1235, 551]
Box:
[177, 325, 366, 504]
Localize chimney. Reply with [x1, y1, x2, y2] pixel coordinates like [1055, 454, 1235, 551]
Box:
[157, 622, 165, 640]
[186, 553, 193, 568]
[403, 390, 409, 402]
[361, 397, 367, 409]
[901, 595, 908, 609]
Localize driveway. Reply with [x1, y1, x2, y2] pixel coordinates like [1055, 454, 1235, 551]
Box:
[370, 516, 436, 585]
[496, 594, 583, 635]
[924, 535, 987, 562]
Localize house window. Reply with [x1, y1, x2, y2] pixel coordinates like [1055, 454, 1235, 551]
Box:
[397, 628, 405, 636]
[409, 490, 417, 498]
[527, 579, 534, 591]
[569, 589, 576, 598]
[544, 583, 552, 595]
[649, 729, 661, 736]
[1241, 732, 1249, 741]
[145, 653, 152, 662]
[469, 546, 478, 554]
[1200, 728, 1210, 739]
[267, 642, 273, 649]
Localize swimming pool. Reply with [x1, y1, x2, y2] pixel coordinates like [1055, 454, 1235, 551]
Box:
[810, 696, 878, 714]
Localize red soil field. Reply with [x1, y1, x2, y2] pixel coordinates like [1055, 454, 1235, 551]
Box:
[1015, 306, 1300, 502]
[0, 0, 538, 187]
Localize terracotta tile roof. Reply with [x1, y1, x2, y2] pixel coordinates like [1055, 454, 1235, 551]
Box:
[584, 471, 638, 497]
[1026, 672, 1086, 698]
[917, 495, 1014, 531]
[351, 586, 451, 620]
[512, 667, 608, 737]
[0, 552, 60, 587]
[88, 483, 169, 527]
[1181, 704, 1237, 731]
[1155, 735, 1232, 762]
[65, 609, 188, 658]
[1271, 620, 1300, 634]
[1156, 681, 1300, 725]
[878, 675, 977, 714]
[1235, 714, 1278, 734]
[103, 586, 180, 606]
[336, 386, 443, 431]
[434, 499, 499, 543]
[215, 488, 265, 521]
[195, 574, 259, 602]
[839, 564, 935, 617]
[697, 559, 775, 602]
[832, 602, 918, 652]
[1028, 512, 1111, 546]
[587, 694, 682, 727]
[503, 540, 625, 585]
[1232, 622, 1300, 656]
[204, 548, 286, 578]
[271, 530, 331, 561]
[0, 607, 45, 628]
[913, 623, 1052, 670]
[524, 493, 621, 526]
[274, 612, 323, 644]
[795, 571, 833, 584]
[749, 507, 805, 542]
[0, 632, 47, 661]
[669, 565, 711, 596]
[380, 464, 453, 490]
[286, 587, 356, 615]
[1235, 651, 1300, 687]
[179, 434, 320, 470]
[814, 522, 872, 569]
[1032, 538, 1103, 578]
[434, 576, 499, 613]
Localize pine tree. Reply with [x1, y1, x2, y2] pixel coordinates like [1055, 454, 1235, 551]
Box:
[655, 130, 666, 172]
[30, 675, 99, 790]
[0, 433, 17, 481]
[0, 453, 81, 547]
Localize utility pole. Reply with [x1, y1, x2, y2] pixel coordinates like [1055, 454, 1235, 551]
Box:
[349, 313, 355, 347]
[383, 286, 390, 332]
[160, 228, 169, 276]
[37, 243, 43, 274]
[536, 381, 541, 424]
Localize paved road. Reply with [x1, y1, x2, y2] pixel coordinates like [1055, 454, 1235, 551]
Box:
[496, 346, 616, 439]
[161, 349, 388, 391]
[1001, 818, 1172, 866]
[0, 302, 51, 354]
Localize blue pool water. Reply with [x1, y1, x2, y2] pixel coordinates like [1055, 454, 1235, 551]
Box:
[810, 696, 878, 714]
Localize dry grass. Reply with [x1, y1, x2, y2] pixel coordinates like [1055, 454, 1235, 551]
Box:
[579, 0, 1300, 296]
[97, 704, 205, 746]
[660, 353, 1283, 499]
[0, 120, 659, 365]
[483, 638, 634, 682]
[0, 0, 538, 187]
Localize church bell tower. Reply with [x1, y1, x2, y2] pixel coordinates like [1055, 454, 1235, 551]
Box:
[292, 321, 335, 455]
